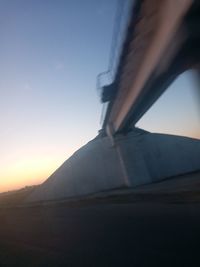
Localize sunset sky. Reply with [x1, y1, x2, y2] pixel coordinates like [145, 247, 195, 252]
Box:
[0, 0, 200, 193]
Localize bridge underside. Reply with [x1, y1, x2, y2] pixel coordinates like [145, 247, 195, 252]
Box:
[26, 1, 200, 203]
[102, 0, 200, 136]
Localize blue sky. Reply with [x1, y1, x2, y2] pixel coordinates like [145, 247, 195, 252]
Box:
[0, 0, 199, 192]
[0, 0, 117, 191]
[137, 70, 200, 138]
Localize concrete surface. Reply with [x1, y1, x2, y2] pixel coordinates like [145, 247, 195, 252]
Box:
[1, 197, 200, 266]
[118, 132, 200, 186]
[27, 131, 200, 202]
[1, 172, 200, 266]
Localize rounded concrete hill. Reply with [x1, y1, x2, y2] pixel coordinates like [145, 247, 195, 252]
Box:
[27, 130, 200, 203]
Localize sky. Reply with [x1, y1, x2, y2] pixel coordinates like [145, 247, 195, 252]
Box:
[0, 0, 116, 192]
[136, 70, 200, 138]
[0, 0, 199, 193]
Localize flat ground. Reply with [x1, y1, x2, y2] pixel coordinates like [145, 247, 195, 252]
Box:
[0, 172, 200, 267]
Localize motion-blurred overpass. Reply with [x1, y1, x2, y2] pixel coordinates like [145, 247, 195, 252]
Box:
[26, 0, 200, 204]
[99, 0, 200, 139]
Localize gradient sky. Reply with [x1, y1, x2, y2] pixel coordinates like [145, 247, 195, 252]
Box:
[0, 0, 199, 193]
[136, 70, 200, 138]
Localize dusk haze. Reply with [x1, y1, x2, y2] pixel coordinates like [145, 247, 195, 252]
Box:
[0, 1, 200, 266]
[0, 0, 199, 192]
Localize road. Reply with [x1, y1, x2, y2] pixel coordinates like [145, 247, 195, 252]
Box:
[0, 198, 200, 266]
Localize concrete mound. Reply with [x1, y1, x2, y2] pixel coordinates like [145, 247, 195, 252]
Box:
[27, 130, 200, 203]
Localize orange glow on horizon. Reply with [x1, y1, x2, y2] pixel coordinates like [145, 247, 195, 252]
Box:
[0, 136, 93, 193]
[1, 130, 199, 194]
[0, 155, 68, 193]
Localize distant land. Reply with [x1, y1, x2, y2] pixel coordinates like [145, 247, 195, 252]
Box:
[0, 185, 38, 208]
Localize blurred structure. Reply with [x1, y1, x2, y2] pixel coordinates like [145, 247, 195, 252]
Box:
[27, 0, 200, 203]
[99, 0, 200, 139]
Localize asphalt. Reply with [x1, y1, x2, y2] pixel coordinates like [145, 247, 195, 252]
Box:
[0, 172, 200, 267]
[0, 201, 200, 266]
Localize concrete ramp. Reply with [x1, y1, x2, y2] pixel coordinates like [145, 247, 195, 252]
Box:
[27, 131, 200, 203]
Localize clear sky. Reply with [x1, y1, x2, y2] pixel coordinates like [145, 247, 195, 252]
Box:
[0, 0, 199, 193]
[136, 70, 200, 139]
[0, 0, 116, 192]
